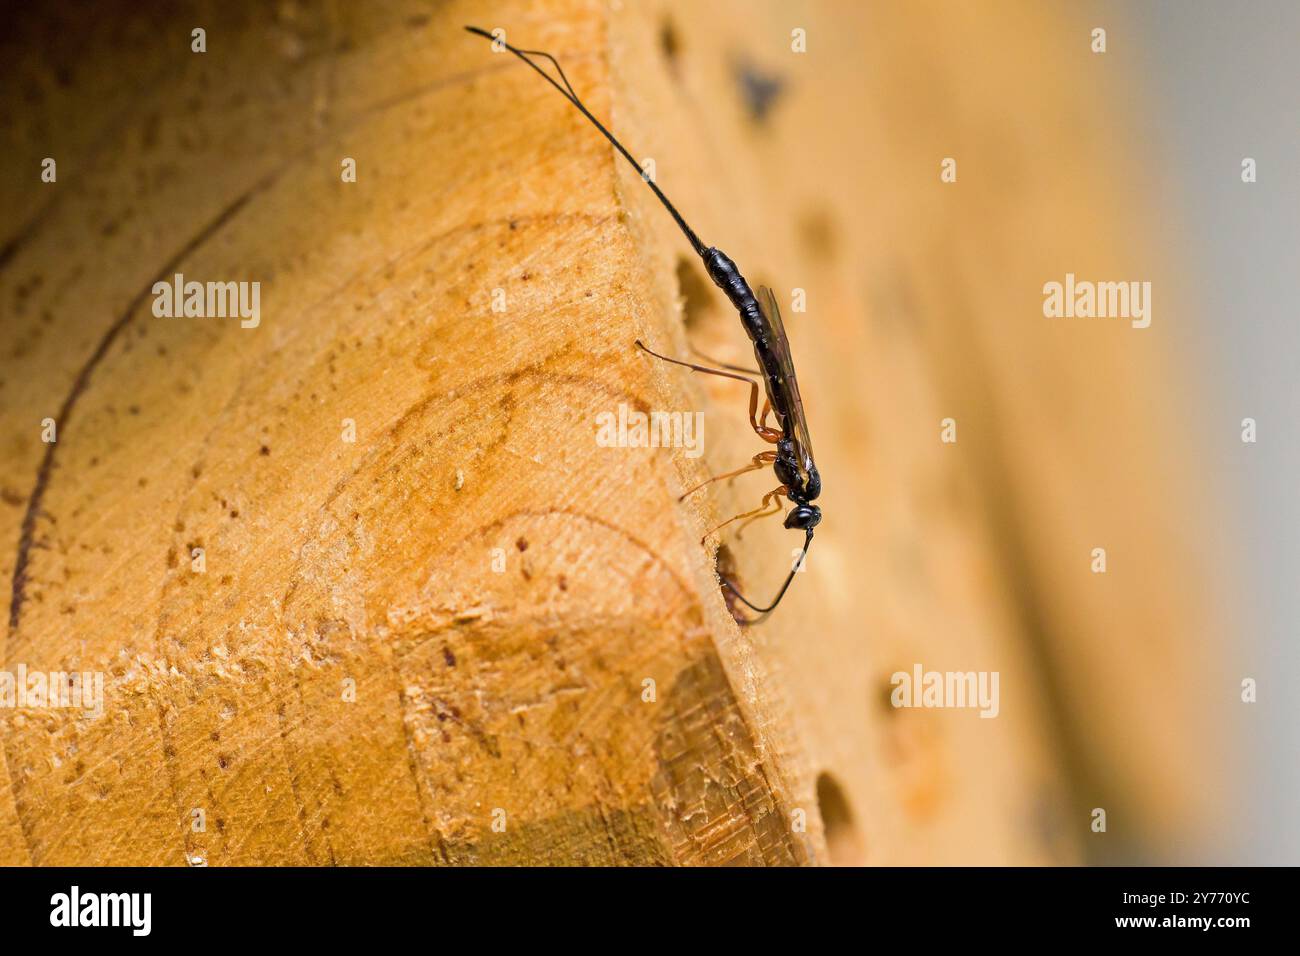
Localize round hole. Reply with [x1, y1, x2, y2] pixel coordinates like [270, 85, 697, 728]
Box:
[676, 255, 716, 333]
[816, 771, 865, 865]
[659, 17, 682, 74]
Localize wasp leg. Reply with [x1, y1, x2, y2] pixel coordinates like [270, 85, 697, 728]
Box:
[688, 342, 760, 376]
[678, 450, 777, 502]
[734, 485, 788, 539]
[701, 485, 788, 544]
[636, 340, 782, 443]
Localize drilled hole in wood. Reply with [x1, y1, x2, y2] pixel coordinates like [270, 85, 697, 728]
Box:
[798, 207, 838, 261]
[816, 771, 866, 865]
[675, 254, 717, 334]
[734, 57, 785, 125]
[659, 16, 681, 75]
[715, 542, 747, 625]
[878, 675, 899, 715]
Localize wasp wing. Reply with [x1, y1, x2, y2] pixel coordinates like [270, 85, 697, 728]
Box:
[755, 285, 815, 476]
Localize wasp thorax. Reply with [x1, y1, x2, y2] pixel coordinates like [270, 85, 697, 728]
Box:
[784, 504, 821, 530]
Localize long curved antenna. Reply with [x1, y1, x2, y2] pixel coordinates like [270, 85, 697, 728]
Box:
[465, 25, 708, 258]
[723, 530, 813, 625]
[512, 45, 580, 101]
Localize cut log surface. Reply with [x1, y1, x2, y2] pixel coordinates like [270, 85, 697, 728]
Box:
[0, 0, 1226, 865]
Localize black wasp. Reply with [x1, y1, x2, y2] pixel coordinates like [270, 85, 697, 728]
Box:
[466, 26, 820, 622]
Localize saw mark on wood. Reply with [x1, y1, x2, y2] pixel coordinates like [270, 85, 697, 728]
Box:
[397, 685, 452, 864]
[652, 651, 805, 865]
[277, 693, 325, 865]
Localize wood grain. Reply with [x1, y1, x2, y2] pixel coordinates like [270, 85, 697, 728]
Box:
[0, 0, 1225, 865]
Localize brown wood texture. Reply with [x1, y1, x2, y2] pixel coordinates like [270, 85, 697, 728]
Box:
[0, 1, 1226, 865]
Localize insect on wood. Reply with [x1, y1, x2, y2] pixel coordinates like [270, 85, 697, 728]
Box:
[465, 26, 822, 623]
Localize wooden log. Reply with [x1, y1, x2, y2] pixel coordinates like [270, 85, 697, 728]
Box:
[0, 0, 1223, 865]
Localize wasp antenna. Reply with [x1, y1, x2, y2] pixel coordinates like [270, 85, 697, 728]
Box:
[723, 530, 813, 623]
[464, 25, 708, 258]
[514, 45, 580, 101]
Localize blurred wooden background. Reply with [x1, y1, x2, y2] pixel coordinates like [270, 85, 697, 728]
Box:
[0, 0, 1227, 864]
